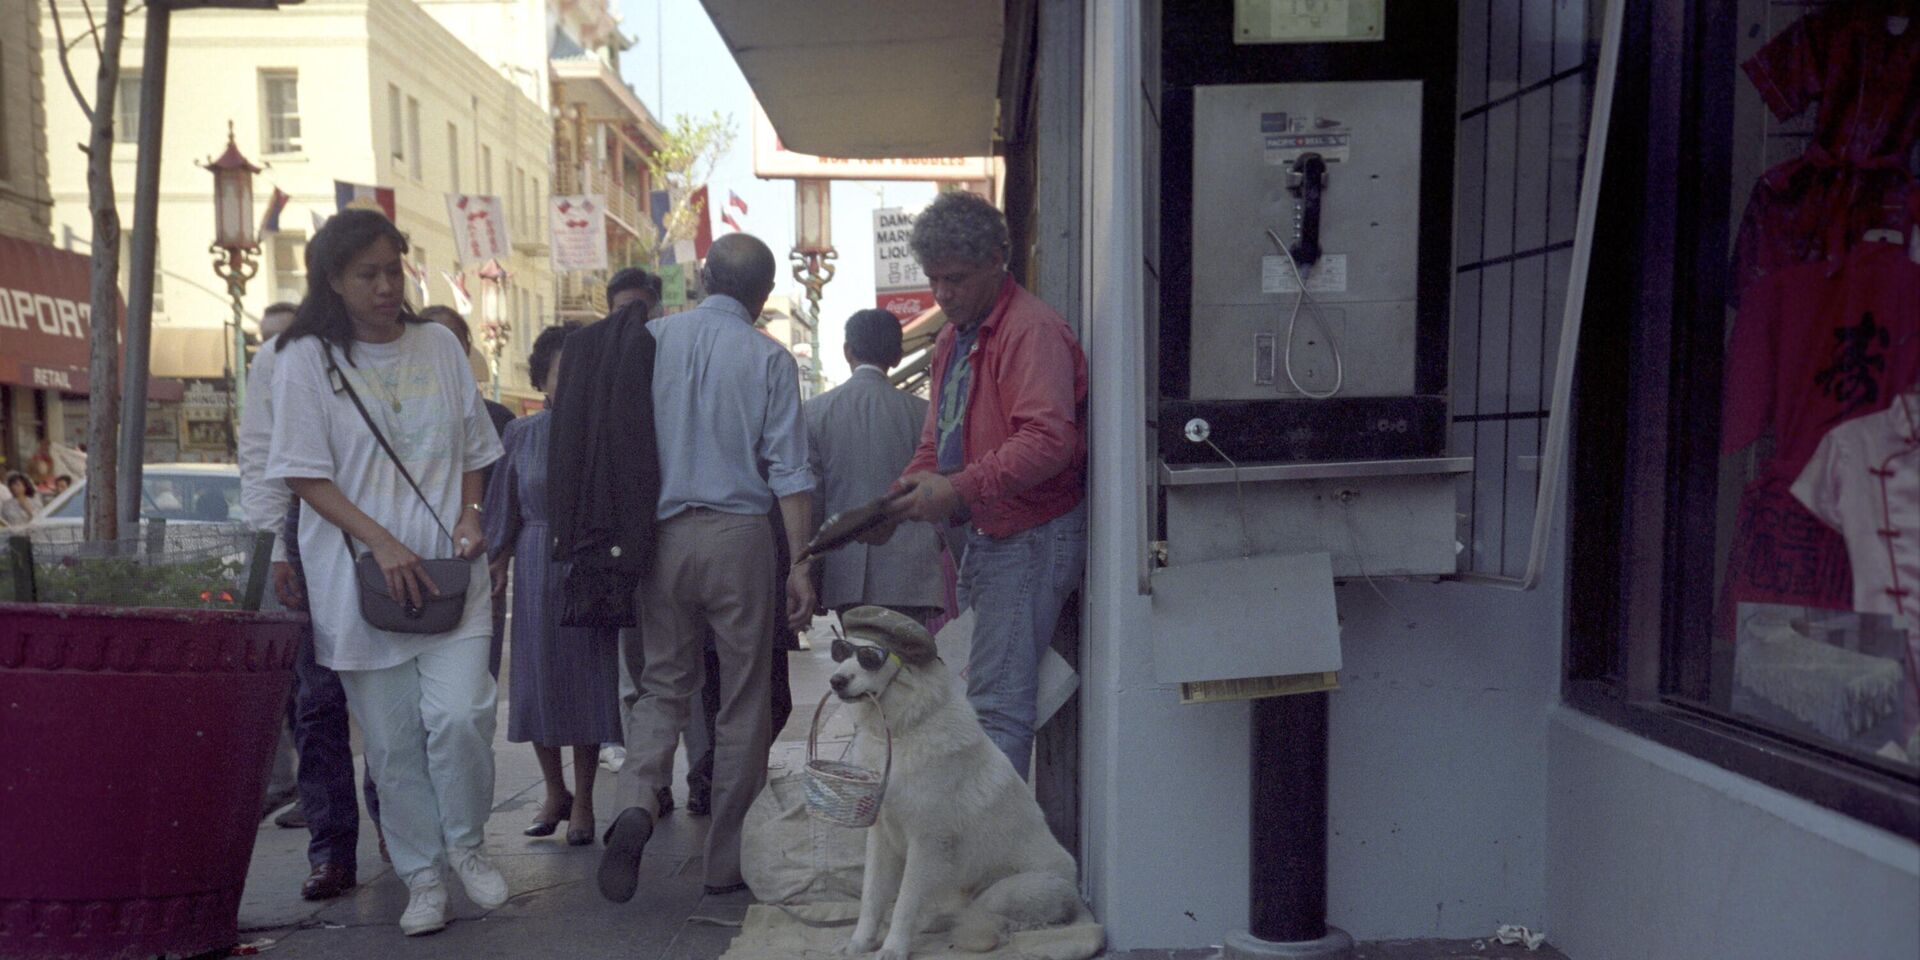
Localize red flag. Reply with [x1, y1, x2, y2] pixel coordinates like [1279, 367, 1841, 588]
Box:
[691, 186, 714, 260]
[728, 190, 749, 215]
[720, 209, 741, 232]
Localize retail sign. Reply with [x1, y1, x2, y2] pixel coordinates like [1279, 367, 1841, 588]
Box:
[752, 103, 992, 182]
[549, 195, 609, 272]
[445, 193, 512, 269]
[874, 207, 933, 321]
[0, 235, 118, 392]
[659, 263, 687, 308]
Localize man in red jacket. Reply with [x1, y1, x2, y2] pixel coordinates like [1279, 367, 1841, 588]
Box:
[870, 190, 1088, 779]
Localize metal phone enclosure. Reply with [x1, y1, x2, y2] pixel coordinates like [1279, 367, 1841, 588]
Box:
[1188, 80, 1422, 401]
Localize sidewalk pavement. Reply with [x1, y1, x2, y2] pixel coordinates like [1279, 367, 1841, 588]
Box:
[236, 617, 842, 960]
[236, 617, 1568, 960]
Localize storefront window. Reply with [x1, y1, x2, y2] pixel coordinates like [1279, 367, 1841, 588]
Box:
[1674, 1, 1919, 774]
[1570, 0, 1919, 830]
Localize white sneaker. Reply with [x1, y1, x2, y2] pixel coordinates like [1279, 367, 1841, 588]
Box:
[451, 848, 510, 910]
[599, 745, 627, 772]
[399, 877, 449, 936]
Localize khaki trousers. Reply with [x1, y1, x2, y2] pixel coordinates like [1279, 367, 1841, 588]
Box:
[618, 508, 775, 887]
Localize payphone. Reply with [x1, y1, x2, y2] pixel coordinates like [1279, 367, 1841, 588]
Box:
[1157, 7, 1469, 582]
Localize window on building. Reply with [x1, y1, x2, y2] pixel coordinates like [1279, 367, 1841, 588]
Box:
[261, 70, 301, 154]
[516, 168, 528, 232]
[481, 144, 494, 196]
[272, 232, 308, 303]
[1568, 0, 1920, 838]
[116, 74, 142, 144]
[388, 84, 404, 164]
[406, 95, 422, 180]
[447, 123, 461, 192]
[505, 169, 518, 234]
[532, 177, 543, 236]
[1, 46, 10, 180]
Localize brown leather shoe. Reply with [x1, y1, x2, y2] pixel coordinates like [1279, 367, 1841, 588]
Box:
[301, 862, 356, 901]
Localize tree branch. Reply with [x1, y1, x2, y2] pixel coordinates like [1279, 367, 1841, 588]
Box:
[47, 0, 95, 121]
[79, 0, 101, 56]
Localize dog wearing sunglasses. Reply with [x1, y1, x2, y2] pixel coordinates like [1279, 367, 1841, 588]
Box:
[827, 606, 1083, 960]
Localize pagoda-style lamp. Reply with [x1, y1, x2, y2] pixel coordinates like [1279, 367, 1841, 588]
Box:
[204, 122, 262, 446]
[791, 178, 837, 318]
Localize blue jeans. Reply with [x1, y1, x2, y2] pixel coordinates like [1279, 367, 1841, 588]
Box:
[292, 628, 381, 872]
[957, 500, 1086, 779]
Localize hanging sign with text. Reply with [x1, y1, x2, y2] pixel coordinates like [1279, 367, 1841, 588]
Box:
[874, 207, 933, 321]
[549, 195, 609, 272]
[445, 193, 512, 269]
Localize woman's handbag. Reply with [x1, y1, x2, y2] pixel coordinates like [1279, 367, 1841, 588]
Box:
[324, 344, 472, 634]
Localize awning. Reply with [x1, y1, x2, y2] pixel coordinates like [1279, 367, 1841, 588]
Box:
[0, 234, 119, 392]
[698, 0, 1003, 158]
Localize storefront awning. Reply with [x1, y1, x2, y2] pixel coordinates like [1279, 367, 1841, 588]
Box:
[697, 0, 1003, 158]
[0, 235, 117, 393]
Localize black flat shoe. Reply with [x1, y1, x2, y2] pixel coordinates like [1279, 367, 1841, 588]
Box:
[686, 790, 711, 817]
[655, 786, 675, 816]
[524, 791, 574, 838]
[597, 807, 654, 903]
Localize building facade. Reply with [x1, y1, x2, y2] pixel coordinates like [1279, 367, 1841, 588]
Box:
[0, 0, 82, 481]
[41, 0, 557, 444]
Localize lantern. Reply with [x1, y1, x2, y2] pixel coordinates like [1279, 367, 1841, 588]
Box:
[794, 179, 832, 254]
[206, 124, 262, 251]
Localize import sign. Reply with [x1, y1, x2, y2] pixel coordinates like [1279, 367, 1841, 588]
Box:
[874, 207, 933, 321]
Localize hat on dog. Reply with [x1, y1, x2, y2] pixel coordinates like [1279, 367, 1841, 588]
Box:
[840, 605, 939, 666]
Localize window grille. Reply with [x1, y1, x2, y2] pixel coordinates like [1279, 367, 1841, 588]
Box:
[1452, 0, 1596, 578]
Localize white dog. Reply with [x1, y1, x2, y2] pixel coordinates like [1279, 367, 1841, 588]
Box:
[826, 607, 1081, 960]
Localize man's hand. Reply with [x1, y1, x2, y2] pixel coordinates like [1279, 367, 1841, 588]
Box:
[889, 472, 964, 525]
[489, 556, 511, 598]
[786, 562, 817, 633]
[272, 561, 305, 611]
[452, 513, 487, 561]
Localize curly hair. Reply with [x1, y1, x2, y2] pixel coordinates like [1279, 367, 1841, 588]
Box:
[528, 322, 581, 393]
[908, 190, 1009, 266]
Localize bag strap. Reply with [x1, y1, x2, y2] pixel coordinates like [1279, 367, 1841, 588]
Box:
[322, 341, 455, 558]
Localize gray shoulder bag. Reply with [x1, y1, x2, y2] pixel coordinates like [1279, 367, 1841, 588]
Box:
[324, 343, 472, 634]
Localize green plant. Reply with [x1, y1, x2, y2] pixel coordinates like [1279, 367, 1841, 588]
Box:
[32, 552, 246, 609]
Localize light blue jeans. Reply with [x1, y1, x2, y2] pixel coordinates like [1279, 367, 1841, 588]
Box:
[957, 499, 1087, 779]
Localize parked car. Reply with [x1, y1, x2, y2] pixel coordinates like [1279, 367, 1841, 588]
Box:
[24, 463, 243, 530]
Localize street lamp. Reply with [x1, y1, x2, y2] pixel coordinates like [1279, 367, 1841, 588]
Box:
[791, 178, 837, 319]
[203, 122, 261, 451]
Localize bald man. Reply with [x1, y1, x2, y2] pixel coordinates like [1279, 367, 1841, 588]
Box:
[599, 233, 815, 902]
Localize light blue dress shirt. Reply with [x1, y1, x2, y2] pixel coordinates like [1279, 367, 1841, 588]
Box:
[649, 294, 813, 520]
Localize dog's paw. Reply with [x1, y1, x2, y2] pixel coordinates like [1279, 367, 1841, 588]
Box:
[838, 932, 881, 956]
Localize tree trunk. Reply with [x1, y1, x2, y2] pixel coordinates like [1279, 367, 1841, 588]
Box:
[82, 0, 126, 542]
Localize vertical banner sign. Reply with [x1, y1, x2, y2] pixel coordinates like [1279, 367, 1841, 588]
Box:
[874, 207, 933, 320]
[445, 194, 512, 269]
[658, 263, 688, 308]
[549, 195, 609, 272]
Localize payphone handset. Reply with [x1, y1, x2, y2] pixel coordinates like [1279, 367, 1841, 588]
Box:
[1262, 152, 1344, 399]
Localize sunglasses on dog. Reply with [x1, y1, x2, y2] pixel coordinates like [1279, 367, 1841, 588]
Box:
[830, 638, 894, 671]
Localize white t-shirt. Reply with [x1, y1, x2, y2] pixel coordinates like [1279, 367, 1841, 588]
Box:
[265, 322, 504, 671]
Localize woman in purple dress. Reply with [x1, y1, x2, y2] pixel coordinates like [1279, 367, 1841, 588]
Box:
[484, 323, 621, 846]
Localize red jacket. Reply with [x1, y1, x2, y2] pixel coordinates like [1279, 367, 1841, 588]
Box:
[904, 275, 1087, 538]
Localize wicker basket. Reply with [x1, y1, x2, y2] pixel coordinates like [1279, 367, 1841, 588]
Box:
[803, 690, 892, 828]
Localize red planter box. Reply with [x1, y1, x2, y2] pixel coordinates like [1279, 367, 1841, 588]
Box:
[0, 603, 303, 960]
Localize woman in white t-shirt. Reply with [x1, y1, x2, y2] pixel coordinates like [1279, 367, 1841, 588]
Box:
[264, 209, 507, 937]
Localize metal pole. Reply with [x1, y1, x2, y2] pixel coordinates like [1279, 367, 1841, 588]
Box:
[117, 0, 171, 529]
[1225, 692, 1351, 959]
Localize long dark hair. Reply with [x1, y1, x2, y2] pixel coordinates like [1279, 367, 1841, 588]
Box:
[275, 208, 423, 362]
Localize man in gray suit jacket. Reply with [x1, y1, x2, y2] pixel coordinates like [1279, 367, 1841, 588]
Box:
[804, 309, 946, 625]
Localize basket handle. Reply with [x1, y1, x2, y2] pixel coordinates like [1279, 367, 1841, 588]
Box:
[807, 689, 892, 791]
